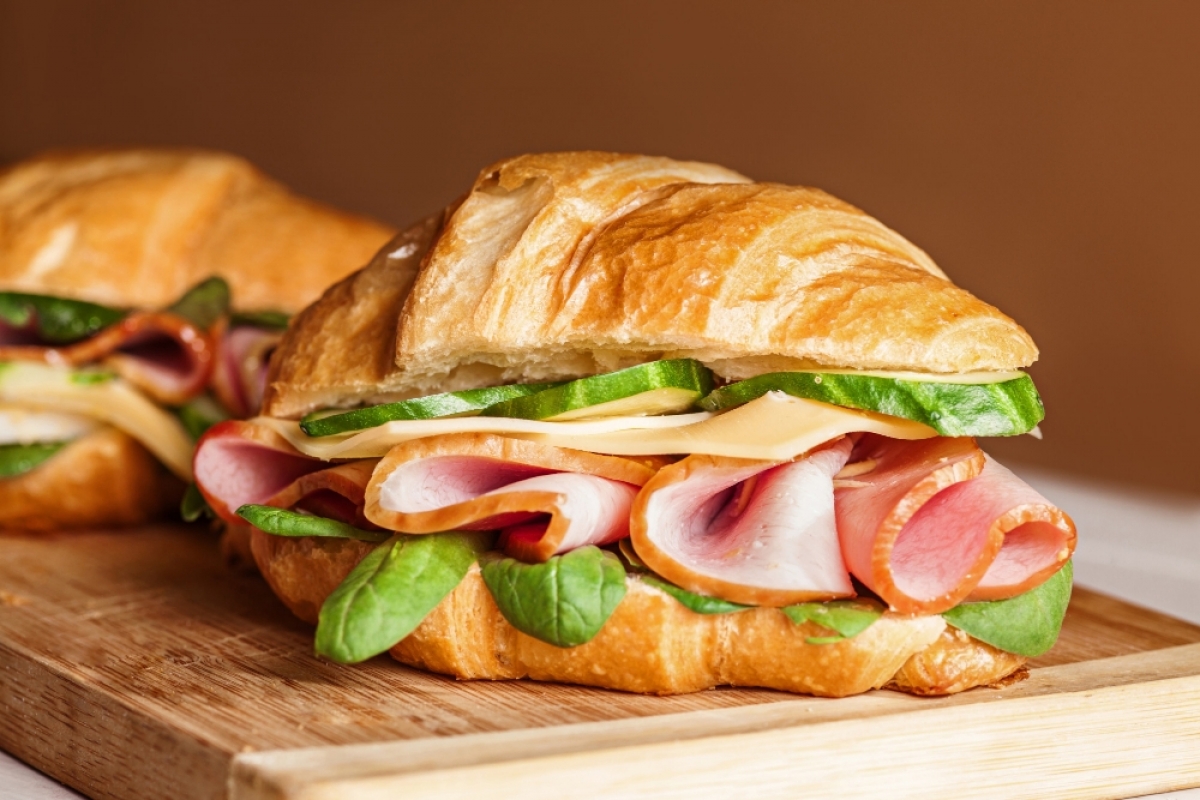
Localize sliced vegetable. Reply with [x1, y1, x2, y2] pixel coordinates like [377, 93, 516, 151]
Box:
[230, 310, 291, 330]
[0, 292, 125, 344]
[0, 441, 67, 478]
[700, 371, 1043, 437]
[166, 277, 230, 330]
[943, 561, 1072, 657]
[480, 546, 627, 648]
[236, 504, 390, 543]
[482, 359, 713, 421]
[315, 531, 491, 663]
[639, 573, 751, 615]
[69, 369, 117, 386]
[300, 382, 560, 437]
[782, 599, 884, 644]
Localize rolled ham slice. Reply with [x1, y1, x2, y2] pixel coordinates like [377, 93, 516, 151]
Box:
[630, 438, 855, 607]
[836, 434, 1076, 614]
[210, 323, 285, 417]
[0, 311, 214, 406]
[364, 433, 656, 562]
[193, 420, 378, 527]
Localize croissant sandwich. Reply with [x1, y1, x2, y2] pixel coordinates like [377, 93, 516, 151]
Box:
[0, 149, 394, 530]
[194, 152, 1076, 697]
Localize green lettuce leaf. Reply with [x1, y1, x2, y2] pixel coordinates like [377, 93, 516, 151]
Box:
[315, 531, 491, 663]
[480, 546, 627, 648]
[180, 484, 213, 522]
[943, 561, 1073, 657]
[638, 574, 751, 615]
[236, 504, 391, 543]
[0, 441, 67, 478]
[782, 599, 884, 644]
[166, 277, 230, 330]
[230, 309, 291, 330]
[175, 393, 230, 440]
[0, 292, 125, 344]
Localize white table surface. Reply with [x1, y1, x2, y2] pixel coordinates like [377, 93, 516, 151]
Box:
[3, 465, 1199, 799]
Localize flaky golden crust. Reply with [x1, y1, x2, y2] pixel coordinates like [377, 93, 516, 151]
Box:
[0, 148, 394, 313]
[0, 427, 183, 531]
[888, 626, 1028, 696]
[250, 530, 1027, 697]
[262, 215, 443, 418]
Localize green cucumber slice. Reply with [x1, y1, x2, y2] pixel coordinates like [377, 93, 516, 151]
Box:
[0, 441, 67, 478]
[480, 546, 627, 648]
[315, 531, 492, 663]
[236, 504, 391, 543]
[942, 561, 1072, 657]
[701, 371, 1043, 436]
[481, 359, 714, 421]
[300, 382, 561, 437]
[0, 292, 125, 344]
[166, 277, 230, 330]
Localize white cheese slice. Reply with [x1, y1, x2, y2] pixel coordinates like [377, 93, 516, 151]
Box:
[0, 406, 101, 445]
[0, 362, 194, 480]
[259, 392, 936, 462]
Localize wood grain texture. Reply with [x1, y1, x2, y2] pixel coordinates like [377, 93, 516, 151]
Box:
[0, 524, 1197, 800]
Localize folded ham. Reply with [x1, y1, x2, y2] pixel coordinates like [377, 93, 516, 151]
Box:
[194, 420, 378, 527]
[364, 433, 658, 562]
[0, 311, 213, 406]
[630, 438, 856, 607]
[835, 434, 1075, 613]
[210, 323, 285, 417]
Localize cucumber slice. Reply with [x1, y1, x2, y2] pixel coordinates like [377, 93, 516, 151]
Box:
[700, 371, 1043, 437]
[0, 292, 125, 344]
[0, 441, 67, 478]
[299, 382, 562, 437]
[482, 359, 714, 421]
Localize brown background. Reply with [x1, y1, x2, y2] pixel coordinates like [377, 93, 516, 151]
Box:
[1, 0, 1197, 495]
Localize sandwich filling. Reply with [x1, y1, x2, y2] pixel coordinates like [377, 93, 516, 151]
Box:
[195, 358, 1076, 667]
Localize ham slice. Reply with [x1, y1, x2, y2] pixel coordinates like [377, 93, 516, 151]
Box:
[629, 438, 856, 607]
[364, 433, 656, 562]
[193, 420, 378, 527]
[836, 434, 1076, 614]
[0, 311, 213, 406]
[210, 323, 284, 417]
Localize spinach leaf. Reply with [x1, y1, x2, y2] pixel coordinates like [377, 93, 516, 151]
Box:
[480, 546, 627, 648]
[0, 292, 125, 344]
[639, 574, 751, 615]
[0, 442, 67, 478]
[166, 277, 230, 330]
[230, 309, 291, 330]
[943, 561, 1073, 657]
[783, 599, 883, 644]
[180, 484, 213, 522]
[175, 393, 229, 440]
[236, 504, 391, 543]
[315, 531, 491, 663]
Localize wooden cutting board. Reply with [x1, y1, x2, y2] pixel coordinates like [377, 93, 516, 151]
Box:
[1, 525, 1198, 800]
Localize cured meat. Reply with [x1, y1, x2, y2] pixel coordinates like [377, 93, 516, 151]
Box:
[193, 420, 377, 526]
[0, 311, 213, 406]
[364, 433, 656, 561]
[210, 323, 285, 417]
[836, 435, 1075, 614]
[630, 438, 855, 607]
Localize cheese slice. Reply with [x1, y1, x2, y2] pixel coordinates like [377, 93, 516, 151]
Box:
[255, 411, 715, 460]
[260, 392, 937, 462]
[0, 406, 101, 445]
[0, 362, 194, 480]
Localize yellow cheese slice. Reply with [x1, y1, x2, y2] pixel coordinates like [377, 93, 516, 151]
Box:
[259, 392, 936, 462]
[255, 411, 715, 461]
[0, 362, 194, 480]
